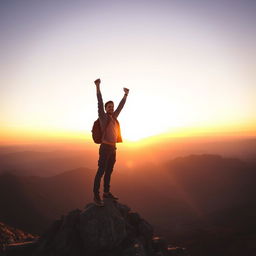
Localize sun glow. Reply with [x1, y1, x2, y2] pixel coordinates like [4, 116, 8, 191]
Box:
[1, 1, 255, 146]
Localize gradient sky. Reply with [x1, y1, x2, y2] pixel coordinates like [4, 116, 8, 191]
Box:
[1, 0, 256, 144]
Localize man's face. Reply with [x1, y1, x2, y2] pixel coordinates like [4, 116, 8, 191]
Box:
[105, 102, 114, 115]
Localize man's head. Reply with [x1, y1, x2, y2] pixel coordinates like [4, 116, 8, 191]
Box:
[105, 101, 114, 115]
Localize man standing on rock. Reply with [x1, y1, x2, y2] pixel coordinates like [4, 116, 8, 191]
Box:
[93, 78, 129, 206]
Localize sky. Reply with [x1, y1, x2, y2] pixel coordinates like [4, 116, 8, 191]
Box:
[1, 0, 256, 144]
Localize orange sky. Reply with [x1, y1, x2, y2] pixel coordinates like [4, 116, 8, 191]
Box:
[1, 0, 256, 145]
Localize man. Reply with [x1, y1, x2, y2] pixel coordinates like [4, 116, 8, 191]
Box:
[93, 78, 129, 206]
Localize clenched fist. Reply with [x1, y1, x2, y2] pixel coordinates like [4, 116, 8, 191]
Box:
[123, 87, 129, 95]
[94, 79, 101, 87]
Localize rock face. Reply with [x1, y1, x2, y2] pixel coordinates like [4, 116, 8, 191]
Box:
[0, 221, 36, 252]
[5, 199, 189, 256]
[79, 201, 128, 250]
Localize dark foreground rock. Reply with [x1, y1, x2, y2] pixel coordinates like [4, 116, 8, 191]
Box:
[0, 221, 36, 254]
[4, 199, 189, 256]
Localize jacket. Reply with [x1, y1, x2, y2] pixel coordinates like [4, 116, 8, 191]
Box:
[97, 92, 126, 143]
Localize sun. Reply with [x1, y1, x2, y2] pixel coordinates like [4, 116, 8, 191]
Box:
[119, 113, 172, 142]
[117, 93, 183, 142]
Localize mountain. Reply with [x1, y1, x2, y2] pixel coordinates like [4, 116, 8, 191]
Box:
[166, 154, 253, 212]
[0, 168, 94, 234]
[1, 137, 255, 177]
[4, 200, 189, 256]
[1, 154, 256, 255]
[161, 154, 256, 256]
[0, 150, 97, 176]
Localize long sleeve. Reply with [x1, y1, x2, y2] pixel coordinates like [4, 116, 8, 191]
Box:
[114, 95, 127, 118]
[97, 92, 105, 118]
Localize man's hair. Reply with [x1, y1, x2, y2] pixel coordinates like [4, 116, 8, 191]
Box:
[105, 101, 114, 109]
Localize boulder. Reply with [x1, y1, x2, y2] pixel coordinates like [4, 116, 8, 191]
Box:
[4, 199, 189, 256]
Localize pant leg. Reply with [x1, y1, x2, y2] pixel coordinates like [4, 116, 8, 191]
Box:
[93, 144, 111, 194]
[103, 147, 116, 193]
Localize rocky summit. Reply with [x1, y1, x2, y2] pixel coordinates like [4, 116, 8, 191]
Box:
[4, 199, 189, 256]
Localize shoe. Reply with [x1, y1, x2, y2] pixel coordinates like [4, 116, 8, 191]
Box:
[103, 192, 119, 200]
[94, 193, 104, 207]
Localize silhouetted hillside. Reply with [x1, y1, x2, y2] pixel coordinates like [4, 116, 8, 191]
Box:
[0, 168, 94, 234]
[166, 154, 254, 212]
[161, 154, 256, 256]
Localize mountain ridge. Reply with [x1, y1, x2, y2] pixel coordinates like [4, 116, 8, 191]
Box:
[1, 154, 256, 255]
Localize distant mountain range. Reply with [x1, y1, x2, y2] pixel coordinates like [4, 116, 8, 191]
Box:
[0, 167, 94, 234]
[0, 154, 256, 256]
[0, 150, 97, 176]
[0, 137, 255, 177]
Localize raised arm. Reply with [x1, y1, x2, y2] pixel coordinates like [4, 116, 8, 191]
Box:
[114, 87, 129, 118]
[94, 78, 105, 118]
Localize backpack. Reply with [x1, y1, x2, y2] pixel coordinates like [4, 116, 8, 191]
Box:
[91, 117, 122, 144]
[91, 119, 102, 144]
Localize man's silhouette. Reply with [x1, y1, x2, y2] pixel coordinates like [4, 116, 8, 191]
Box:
[93, 78, 129, 206]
